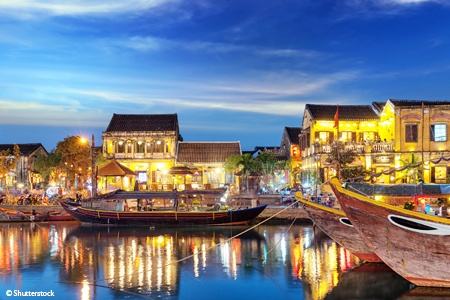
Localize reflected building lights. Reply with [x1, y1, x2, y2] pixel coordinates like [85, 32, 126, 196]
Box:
[193, 245, 199, 277]
[81, 279, 91, 300]
[0, 224, 365, 299]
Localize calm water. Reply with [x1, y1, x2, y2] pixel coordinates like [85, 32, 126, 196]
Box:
[0, 221, 441, 300]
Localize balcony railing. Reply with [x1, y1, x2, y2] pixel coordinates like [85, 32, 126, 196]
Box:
[313, 141, 394, 154]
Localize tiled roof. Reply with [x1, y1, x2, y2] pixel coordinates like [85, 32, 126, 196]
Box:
[253, 146, 287, 161]
[388, 99, 450, 107]
[0, 143, 47, 156]
[285, 127, 301, 144]
[371, 102, 386, 114]
[97, 159, 135, 176]
[105, 113, 179, 132]
[177, 142, 241, 164]
[305, 104, 378, 121]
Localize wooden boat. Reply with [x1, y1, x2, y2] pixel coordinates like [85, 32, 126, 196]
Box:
[59, 189, 267, 226]
[297, 198, 382, 262]
[0, 207, 50, 222]
[329, 177, 450, 288]
[47, 211, 75, 221]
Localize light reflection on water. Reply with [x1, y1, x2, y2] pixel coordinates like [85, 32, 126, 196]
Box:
[0, 222, 416, 299]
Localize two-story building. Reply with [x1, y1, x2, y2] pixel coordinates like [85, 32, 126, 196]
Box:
[299, 100, 450, 188]
[101, 114, 244, 192]
[380, 100, 450, 184]
[101, 113, 181, 191]
[0, 143, 48, 192]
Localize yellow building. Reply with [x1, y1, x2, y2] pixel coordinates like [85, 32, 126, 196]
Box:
[383, 99, 450, 183]
[101, 113, 180, 191]
[300, 100, 450, 188]
[101, 114, 242, 192]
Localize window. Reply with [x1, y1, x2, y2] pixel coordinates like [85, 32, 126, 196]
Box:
[135, 141, 145, 153]
[315, 131, 333, 144]
[106, 141, 114, 154]
[405, 124, 418, 142]
[117, 141, 125, 153]
[341, 131, 356, 143]
[155, 140, 164, 153]
[146, 141, 152, 154]
[362, 132, 376, 142]
[126, 140, 132, 153]
[431, 124, 447, 142]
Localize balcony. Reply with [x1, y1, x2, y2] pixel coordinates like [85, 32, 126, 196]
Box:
[312, 141, 394, 154]
[371, 142, 394, 153]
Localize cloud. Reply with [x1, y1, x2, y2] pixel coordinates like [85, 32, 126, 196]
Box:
[119, 36, 167, 52]
[0, 0, 180, 18]
[0, 99, 107, 127]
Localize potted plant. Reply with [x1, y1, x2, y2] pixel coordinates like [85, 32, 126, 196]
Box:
[192, 199, 200, 210]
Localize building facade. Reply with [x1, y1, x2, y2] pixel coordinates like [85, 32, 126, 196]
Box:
[101, 114, 243, 192]
[299, 100, 450, 190]
[101, 113, 181, 191]
[0, 143, 48, 192]
[176, 141, 241, 191]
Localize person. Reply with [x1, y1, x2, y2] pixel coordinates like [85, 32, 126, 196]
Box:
[438, 203, 444, 216]
[437, 201, 447, 217]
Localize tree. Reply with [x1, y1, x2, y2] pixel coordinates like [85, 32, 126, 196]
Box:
[225, 153, 258, 192]
[55, 136, 91, 189]
[256, 152, 277, 188]
[34, 151, 63, 185]
[328, 144, 368, 181]
[399, 153, 422, 183]
[0, 144, 21, 194]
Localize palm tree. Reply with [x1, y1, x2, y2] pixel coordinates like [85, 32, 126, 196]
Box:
[236, 153, 256, 192]
[256, 152, 276, 181]
[399, 153, 422, 183]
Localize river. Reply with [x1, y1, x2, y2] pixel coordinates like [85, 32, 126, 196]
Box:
[1, 221, 445, 300]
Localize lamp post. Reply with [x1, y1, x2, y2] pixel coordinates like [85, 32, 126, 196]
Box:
[314, 154, 321, 198]
[91, 134, 97, 198]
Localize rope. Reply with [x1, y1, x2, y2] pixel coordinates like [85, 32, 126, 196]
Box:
[59, 201, 303, 289]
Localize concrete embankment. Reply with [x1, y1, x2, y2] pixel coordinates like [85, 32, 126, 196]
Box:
[2, 205, 66, 214]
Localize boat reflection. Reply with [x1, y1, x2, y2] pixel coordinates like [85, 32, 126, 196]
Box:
[60, 226, 265, 298]
[324, 263, 411, 299]
[399, 286, 450, 299]
[0, 222, 389, 299]
[289, 226, 363, 300]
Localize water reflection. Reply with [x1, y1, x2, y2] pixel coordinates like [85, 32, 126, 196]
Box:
[324, 263, 411, 299]
[0, 222, 429, 300]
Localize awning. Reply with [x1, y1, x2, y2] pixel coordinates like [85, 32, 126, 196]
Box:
[168, 166, 193, 175]
[97, 159, 135, 177]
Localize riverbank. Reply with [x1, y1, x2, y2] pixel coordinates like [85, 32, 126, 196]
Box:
[1, 203, 311, 224]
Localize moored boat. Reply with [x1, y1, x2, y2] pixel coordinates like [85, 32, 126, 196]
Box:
[0, 207, 50, 222]
[59, 189, 267, 226]
[330, 178, 450, 288]
[297, 198, 382, 262]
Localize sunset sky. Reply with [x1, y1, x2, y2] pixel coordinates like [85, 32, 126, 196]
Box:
[1, 0, 450, 151]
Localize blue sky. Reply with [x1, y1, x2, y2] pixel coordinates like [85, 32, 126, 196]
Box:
[1, 0, 450, 151]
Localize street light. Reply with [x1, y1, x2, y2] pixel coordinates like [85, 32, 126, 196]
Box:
[91, 134, 97, 198]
